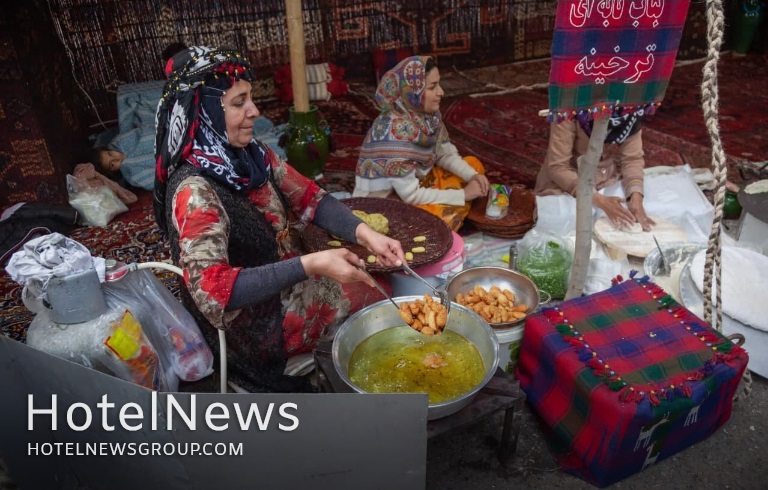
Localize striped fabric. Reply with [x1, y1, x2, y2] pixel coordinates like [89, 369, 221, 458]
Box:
[306, 63, 331, 84]
[518, 274, 747, 487]
[307, 81, 331, 101]
[548, 0, 691, 122]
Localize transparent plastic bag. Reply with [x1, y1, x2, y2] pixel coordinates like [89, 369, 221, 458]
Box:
[103, 269, 214, 382]
[485, 184, 511, 220]
[516, 229, 573, 300]
[67, 174, 127, 227]
[27, 307, 178, 392]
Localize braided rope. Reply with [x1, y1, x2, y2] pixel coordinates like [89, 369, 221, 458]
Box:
[701, 0, 725, 331]
[701, 0, 752, 400]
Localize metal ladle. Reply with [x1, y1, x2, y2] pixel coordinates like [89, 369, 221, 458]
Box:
[401, 262, 452, 319]
[356, 266, 400, 312]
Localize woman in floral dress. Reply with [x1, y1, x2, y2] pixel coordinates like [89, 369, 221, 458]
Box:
[153, 46, 404, 392]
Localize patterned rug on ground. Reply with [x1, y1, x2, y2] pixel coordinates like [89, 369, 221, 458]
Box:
[293, 54, 765, 192]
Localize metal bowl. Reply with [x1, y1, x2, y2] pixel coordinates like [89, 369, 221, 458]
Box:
[446, 266, 542, 329]
[332, 295, 499, 420]
[643, 241, 706, 281]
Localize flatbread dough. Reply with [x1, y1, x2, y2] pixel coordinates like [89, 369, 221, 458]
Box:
[593, 216, 688, 258]
[745, 179, 768, 195]
[689, 246, 768, 332]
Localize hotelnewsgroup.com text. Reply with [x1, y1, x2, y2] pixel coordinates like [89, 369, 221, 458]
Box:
[28, 441, 243, 457]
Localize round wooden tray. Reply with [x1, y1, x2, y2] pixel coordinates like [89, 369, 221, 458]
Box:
[466, 185, 536, 238]
[302, 197, 454, 272]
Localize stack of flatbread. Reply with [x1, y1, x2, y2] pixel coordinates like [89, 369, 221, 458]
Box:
[689, 246, 768, 332]
[593, 216, 688, 258]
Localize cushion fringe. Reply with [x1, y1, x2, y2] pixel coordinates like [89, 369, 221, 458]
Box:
[546, 275, 748, 405]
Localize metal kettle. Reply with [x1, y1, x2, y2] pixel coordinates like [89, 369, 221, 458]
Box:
[44, 268, 107, 324]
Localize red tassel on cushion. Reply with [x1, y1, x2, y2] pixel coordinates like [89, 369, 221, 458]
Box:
[564, 336, 584, 348]
[544, 310, 562, 322]
[649, 391, 661, 406]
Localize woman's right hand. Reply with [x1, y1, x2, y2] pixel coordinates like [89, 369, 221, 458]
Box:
[300, 248, 375, 287]
[593, 193, 636, 230]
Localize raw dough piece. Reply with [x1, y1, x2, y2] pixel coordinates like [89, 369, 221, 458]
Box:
[745, 179, 768, 195]
[352, 210, 389, 234]
[689, 246, 768, 332]
[593, 216, 687, 258]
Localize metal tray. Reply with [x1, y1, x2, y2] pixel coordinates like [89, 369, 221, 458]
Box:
[643, 241, 706, 280]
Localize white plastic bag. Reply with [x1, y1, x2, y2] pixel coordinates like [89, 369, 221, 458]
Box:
[533, 195, 578, 235]
[103, 269, 214, 382]
[67, 174, 127, 227]
[27, 307, 178, 392]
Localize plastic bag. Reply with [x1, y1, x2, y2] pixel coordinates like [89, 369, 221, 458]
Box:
[516, 229, 573, 300]
[103, 269, 214, 382]
[27, 307, 178, 392]
[533, 195, 578, 235]
[485, 184, 511, 220]
[67, 174, 128, 227]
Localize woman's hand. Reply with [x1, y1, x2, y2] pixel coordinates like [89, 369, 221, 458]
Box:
[463, 178, 488, 201]
[469, 173, 490, 196]
[627, 192, 655, 231]
[301, 248, 374, 286]
[593, 193, 636, 230]
[355, 223, 405, 268]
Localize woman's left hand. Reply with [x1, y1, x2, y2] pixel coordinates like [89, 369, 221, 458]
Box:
[627, 193, 656, 232]
[355, 223, 405, 268]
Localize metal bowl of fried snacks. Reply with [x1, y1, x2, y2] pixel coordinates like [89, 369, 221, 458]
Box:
[445, 266, 543, 329]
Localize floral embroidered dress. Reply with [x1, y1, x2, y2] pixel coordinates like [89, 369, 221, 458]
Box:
[172, 148, 380, 361]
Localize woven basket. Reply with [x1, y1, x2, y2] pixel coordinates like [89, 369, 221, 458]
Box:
[302, 197, 454, 272]
[467, 185, 536, 239]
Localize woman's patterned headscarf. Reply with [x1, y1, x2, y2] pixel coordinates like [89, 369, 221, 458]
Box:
[356, 56, 449, 179]
[577, 107, 644, 145]
[153, 46, 270, 233]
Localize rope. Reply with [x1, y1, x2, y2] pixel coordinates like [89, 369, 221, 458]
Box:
[701, 0, 752, 399]
[700, 0, 725, 331]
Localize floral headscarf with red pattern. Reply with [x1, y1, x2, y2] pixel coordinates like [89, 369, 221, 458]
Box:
[356, 56, 449, 179]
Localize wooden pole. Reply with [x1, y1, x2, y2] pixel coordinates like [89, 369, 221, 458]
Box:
[285, 0, 309, 112]
[565, 117, 609, 300]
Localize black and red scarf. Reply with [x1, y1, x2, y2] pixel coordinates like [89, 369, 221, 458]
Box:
[153, 46, 269, 233]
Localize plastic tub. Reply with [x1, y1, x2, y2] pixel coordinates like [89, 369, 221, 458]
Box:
[495, 324, 524, 375]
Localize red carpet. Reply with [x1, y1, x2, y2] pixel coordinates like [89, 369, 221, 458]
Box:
[305, 53, 766, 191]
[643, 54, 768, 164]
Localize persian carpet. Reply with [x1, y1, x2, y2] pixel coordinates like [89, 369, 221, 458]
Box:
[295, 53, 765, 191]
